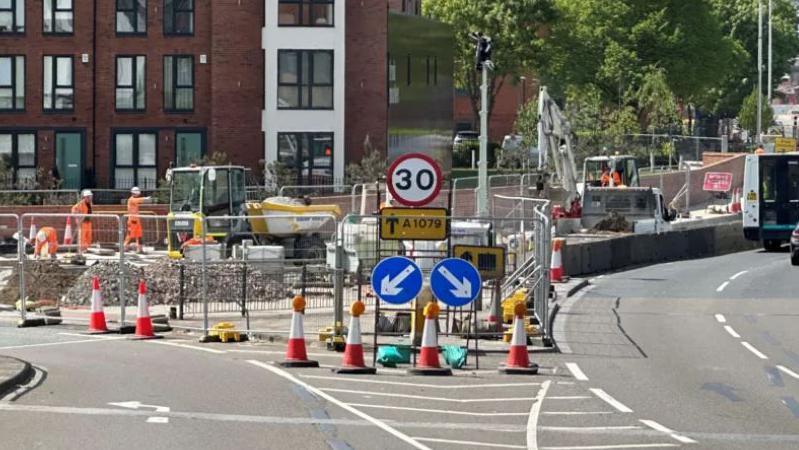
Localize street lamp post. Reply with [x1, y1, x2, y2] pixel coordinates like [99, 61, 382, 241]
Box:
[757, 0, 763, 143]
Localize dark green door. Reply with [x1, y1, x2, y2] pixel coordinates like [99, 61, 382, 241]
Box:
[55, 132, 83, 189]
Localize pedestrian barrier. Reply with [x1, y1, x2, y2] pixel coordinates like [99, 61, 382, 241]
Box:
[499, 303, 538, 375]
[278, 295, 319, 368]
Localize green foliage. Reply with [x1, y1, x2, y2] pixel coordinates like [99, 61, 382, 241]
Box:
[738, 88, 774, 139]
[345, 138, 387, 184]
[636, 68, 679, 133]
[265, 160, 296, 192]
[0, 160, 68, 205]
[514, 98, 538, 149]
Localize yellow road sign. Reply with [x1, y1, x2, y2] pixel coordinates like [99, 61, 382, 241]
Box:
[379, 208, 449, 241]
[453, 245, 506, 280]
[775, 137, 797, 153]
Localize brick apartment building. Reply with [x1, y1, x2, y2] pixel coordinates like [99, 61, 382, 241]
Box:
[0, 0, 452, 191]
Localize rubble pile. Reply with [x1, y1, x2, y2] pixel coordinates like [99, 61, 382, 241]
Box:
[0, 262, 80, 304]
[62, 262, 144, 306]
[592, 211, 632, 233]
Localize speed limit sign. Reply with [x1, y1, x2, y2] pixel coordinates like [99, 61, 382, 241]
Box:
[387, 153, 443, 207]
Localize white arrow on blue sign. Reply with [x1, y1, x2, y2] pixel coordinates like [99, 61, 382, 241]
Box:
[430, 258, 482, 307]
[371, 256, 423, 305]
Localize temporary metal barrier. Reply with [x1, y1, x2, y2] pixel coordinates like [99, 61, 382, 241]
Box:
[278, 184, 353, 197]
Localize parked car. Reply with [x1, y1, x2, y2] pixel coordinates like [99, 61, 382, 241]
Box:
[791, 223, 799, 265]
[453, 131, 479, 147]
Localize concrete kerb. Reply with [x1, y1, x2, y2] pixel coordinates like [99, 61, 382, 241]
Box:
[0, 355, 34, 398]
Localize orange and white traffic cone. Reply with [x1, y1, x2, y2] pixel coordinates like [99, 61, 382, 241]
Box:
[279, 296, 319, 368]
[550, 238, 566, 283]
[63, 217, 73, 247]
[132, 280, 161, 340]
[87, 276, 110, 334]
[499, 303, 539, 375]
[28, 219, 37, 243]
[730, 189, 742, 213]
[407, 302, 452, 376]
[336, 300, 376, 374]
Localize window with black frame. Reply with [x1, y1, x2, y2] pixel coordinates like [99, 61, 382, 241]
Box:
[164, 0, 193, 35]
[43, 0, 73, 34]
[0, 0, 24, 33]
[117, 0, 146, 34]
[164, 55, 193, 112]
[114, 131, 157, 189]
[0, 55, 24, 111]
[277, 49, 333, 109]
[0, 132, 35, 188]
[278, 0, 333, 27]
[43, 55, 73, 111]
[277, 132, 333, 185]
[116, 55, 145, 111]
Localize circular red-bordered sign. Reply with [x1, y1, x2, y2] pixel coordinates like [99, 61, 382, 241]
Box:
[386, 153, 443, 207]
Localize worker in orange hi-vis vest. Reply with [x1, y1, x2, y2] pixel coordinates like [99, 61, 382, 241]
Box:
[71, 190, 94, 253]
[124, 186, 152, 253]
[34, 227, 59, 259]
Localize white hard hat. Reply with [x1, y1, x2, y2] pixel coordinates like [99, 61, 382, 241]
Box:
[36, 230, 47, 242]
[81, 189, 93, 198]
[131, 187, 141, 195]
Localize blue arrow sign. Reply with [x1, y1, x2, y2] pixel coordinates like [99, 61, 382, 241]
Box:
[430, 258, 482, 307]
[371, 256, 423, 305]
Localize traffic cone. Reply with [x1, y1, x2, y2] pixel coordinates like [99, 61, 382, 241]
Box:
[132, 280, 161, 340]
[63, 217, 73, 246]
[87, 277, 110, 334]
[499, 303, 539, 375]
[336, 300, 376, 374]
[279, 296, 319, 368]
[407, 302, 452, 376]
[28, 219, 37, 243]
[550, 238, 566, 283]
[730, 189, 742, 213]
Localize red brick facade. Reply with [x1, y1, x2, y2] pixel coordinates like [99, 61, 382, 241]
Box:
[454, 75, 535, 142]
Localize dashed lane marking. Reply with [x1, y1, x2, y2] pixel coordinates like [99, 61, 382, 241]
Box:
[527, 380, 551, 450]
[547, 396, 592, 400]
[299, 375, 541, 389]
[640, 419, 698, 444]
[320, 388, 536, 403]
[716, 282, 730, 292]
[146, 417, 169, 424]
[715, 314, 726, 323]
[147, 341, 226, 354]
[730, 270, 748, 280]
[741, 341, 769, 360]
[345, 403, 529, 417]
[542, 412, 613, 416]
[247, 360, 432, 450]
[540, 445, 678, 450]
[412, 437, 525, 449]
[540, 426, 642, 432]
[589, 389, 633, 413]
[778, 365, 799, 381]
[565, 363, 589, 381]
[724, 326, 741, 339]
[0, 336, 127, 350]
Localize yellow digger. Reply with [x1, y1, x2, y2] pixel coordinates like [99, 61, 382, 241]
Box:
[165, 165, 341, 259]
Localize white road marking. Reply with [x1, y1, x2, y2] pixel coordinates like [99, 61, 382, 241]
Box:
[148, 340, 226, 354]
[724, 326, 741, 338]
[565, 363, 589, 381]
[57, 333, 121, 339]
[777, 365, 799, 380]
[412, 437, 525, 449]
[346, 403, 528, 417]
[542, 412, 613, 416]
[540, 426, 641, 431]
[589, 389, 633, 413]
[0, 336, 127, 350]
[299, 374, 541, 389]
[320, 388, 535, 403]
[1, 366, 44, 402]
[640, 419, 698, 444]
[247, 360, 432, 450]
[540, 445, 678, 450]
[229, 349, 341, 358]
[715, 314, 726, 323]
[547, 396, 591, 400]
[716, 281, 730, 292]
[527, 380, 551, 450]
[557, 382, 576, 385]
[730, 270, 748, 280]
[741, 341, 769, 359]
[146, 417, 169, 424]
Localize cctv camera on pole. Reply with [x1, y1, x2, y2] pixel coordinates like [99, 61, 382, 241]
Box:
[471, 33, 494, 217]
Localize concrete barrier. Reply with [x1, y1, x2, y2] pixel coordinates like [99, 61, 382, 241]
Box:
[561, 216, 759, 277]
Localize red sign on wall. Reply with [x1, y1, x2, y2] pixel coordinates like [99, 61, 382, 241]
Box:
[703, 172, 733, 192]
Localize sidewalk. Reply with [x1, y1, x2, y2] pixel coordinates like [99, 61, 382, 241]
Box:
[0, 355, 33, 398]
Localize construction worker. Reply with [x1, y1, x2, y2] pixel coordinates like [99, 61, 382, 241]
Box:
[611, 168, 622, 186]
[755, 144, 766, 155]
[600, 168, 612, 187]
[124, 187, 152, 253]
[71, 190, 94, 253]
[34, 227, 59, 259]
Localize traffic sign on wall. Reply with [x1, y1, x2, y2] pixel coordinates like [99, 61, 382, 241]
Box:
[387, 153, 443, 207]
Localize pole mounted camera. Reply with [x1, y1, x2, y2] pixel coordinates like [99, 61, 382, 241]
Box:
[470, 32, 494, 71]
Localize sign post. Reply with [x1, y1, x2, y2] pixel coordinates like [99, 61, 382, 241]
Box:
[387, 153, 443, 207]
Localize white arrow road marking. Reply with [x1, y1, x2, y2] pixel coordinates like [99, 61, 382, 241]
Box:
[381, 264, 416, 296]
[109, 401, 170, 424]
[437, 266, 472, 298]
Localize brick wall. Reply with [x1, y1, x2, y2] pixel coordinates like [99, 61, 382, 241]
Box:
[454, 75, 535, 142]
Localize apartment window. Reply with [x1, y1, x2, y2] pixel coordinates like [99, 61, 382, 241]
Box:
[278, 50, 333, 109]
[43, 56, 73, 111]
[117, 0, 146, 34]
[0, 0, 24, 33]
[175, 131, 204, 166]
[164, 55, 193, 111]
[43, 0, 73, 34]
[278, 0, 333, 27]
[277, 132, 333, 185]
[164, 0, 193, 35]
[116, 56, 145, 111]
[0, 55, 24, 110]
[0, 132, 36, 188]
[114, 131, 157, 189]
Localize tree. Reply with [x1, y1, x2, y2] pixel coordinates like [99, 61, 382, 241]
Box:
[345, 136, 386, 184]
[424, 0, 556, 129]
[636, 68, 679, 134]
[738, 88, 774, 140]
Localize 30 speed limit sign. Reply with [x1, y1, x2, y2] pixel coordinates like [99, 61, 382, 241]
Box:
[387, 153, 443, 207]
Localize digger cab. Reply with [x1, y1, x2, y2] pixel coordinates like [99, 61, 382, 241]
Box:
[583, 156, 640, 188]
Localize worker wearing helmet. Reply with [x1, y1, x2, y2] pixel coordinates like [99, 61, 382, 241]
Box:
[124, 186, 152, 253]
[71, 190, 94, 253]
[34, 227, 59, 259]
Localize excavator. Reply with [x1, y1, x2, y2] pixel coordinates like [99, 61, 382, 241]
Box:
[165, 165, 340, 259]
[536, 87, 676, 232]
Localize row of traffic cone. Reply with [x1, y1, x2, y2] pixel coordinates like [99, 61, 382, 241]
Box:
[278, 296, 537, 376]
[88, 276, 159, 339]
